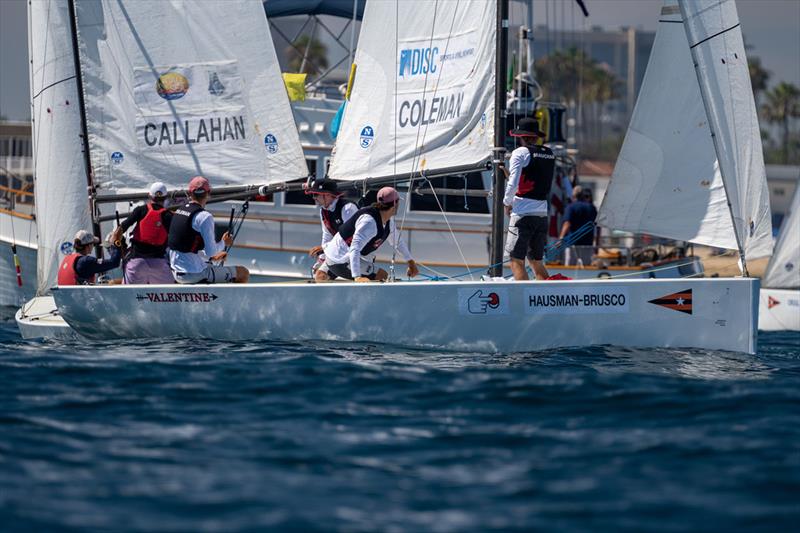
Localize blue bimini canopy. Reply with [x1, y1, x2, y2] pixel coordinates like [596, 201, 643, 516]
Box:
[264, 0, 365, 19]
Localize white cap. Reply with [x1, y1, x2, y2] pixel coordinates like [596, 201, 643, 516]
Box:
[149, 182, 167, 198]
[74, 229, 99, 246]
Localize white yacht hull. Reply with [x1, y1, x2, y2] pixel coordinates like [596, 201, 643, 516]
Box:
[758, 288, 800, 332]
[53, 278, 758, 353]
[15, 295, 78, 340]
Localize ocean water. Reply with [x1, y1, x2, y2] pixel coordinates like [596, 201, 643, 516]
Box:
[1, 311, 798, 532]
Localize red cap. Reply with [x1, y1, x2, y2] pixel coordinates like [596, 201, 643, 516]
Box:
[188, 176, 211, 194]
[377, 186, 400, 205]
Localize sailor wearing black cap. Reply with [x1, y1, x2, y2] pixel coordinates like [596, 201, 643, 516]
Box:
[503, 118, 555, 280]
[304, 176, 358, 281]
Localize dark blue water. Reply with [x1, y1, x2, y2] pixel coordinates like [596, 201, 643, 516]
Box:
[1, 311, 799, 532]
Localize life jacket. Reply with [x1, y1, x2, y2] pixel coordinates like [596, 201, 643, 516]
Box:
[320, 198, 353, 235]
[167, 202, 205, 253]
[337, 206, 391, 257]
[515, 145, 556, 201]
[132, 202, 168, 247]
[57, 253, 95, 285]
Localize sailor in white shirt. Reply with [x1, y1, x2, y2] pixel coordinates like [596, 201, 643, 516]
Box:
[323, 187, 419, 282]
[304, 177, 358, 281]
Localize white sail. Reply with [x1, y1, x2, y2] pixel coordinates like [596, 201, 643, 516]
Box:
[678, 0, 772, 260]
[328, 0, 495, 182]
[72, 0, 306, 194]
[29, 0, 93, 293]
[764, 184, 800, 289]
[597, 2, 738, 249]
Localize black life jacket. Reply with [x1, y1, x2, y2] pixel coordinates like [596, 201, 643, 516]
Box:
[515, 145, 556, 201]
[167, 202, 205, 253]
[320, 198, 353, 236]
[337, 206, 391, 256]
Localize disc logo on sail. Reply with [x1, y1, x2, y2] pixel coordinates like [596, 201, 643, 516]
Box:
[398, 47, 438, 78]
[155, 71, 189, 100]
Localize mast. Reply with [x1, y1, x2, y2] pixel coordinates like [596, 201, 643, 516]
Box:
[678, 1, 748, 276]
[489, 0, 509, 277]
[66, 0, 102, 256]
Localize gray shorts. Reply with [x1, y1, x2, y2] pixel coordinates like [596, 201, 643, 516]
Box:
[505, 214, 548, 261]
[174, 264, 239, 284]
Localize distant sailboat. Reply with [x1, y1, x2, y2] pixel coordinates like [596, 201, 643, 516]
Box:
[759, 184, 800, 331]
[47, 0, 771, 355]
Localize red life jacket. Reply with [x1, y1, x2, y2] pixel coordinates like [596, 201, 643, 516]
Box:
[57, 253, 95, 285]
[132, 202, 168, 247]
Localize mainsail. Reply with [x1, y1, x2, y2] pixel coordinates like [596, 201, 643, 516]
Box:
[29, 0, 93, 293]
[598, 0, 772, 262]
[328, 0, 496, 182]
[763, 184, 800, 289]
[72, 0, 307, 194]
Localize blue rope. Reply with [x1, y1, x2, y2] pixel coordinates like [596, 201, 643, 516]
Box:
[544, 221, 595, 262]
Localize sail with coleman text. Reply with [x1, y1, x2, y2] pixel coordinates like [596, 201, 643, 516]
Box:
[72, 0, 307, 194]
[328, 0, 496, 182]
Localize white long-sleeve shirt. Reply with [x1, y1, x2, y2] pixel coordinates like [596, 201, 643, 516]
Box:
[319, 198, 358, 247]
[168, 210, 224, 274]
[503, 145, 549, 216]
[323, 213, 413, 277]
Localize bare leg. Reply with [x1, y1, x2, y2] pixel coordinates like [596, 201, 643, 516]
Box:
[374, 268, 389, 282]
[529, 259, 549, 280]
[233, 266, 250, 284]
[509, 258, 529, 281]
[314, 269, 331, 282]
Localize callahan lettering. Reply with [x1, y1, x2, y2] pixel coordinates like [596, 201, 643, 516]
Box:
[143, 116, 246, 146]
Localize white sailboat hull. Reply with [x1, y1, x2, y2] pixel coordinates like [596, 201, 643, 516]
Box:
[758, 288, 800, 332]
[15, 295, 78, 340]
[53, 278, 759, 354]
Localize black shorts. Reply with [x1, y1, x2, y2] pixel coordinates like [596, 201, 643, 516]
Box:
[505, 214, 548, 261]
[327, 262, 377, 280]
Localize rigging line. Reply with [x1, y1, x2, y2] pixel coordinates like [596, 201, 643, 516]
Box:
[420, 174, 475, 280]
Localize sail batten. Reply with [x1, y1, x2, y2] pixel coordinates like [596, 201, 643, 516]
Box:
[72, 0, 306, 195]
[328, 0, 496, 182]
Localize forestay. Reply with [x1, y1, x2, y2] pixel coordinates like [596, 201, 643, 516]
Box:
[597, 2, 737, 250]
[72, 0, 306, 194]
[328, 0, 495, 182]
[678, 0, 772, 260]
[29, 0, 92, 293]
[764, 184, 800, 289]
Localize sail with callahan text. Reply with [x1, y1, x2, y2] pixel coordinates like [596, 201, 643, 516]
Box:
[72, 0, 307, 194]
[29, 0, 93, 293]
[328, 0, 496, 182]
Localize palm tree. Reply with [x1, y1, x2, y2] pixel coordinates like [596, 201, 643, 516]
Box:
[761, 82, 800, 163]
[286, 35, 329, 77]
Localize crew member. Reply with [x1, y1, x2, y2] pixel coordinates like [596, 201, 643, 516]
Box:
[57, 230, 122, 285]
[322, 186, 418, 282]
[111, 182, 174, 284]
[560, 186, 598, 266]
[167, 176, 250, 284]
[503, 117, 555, 280]
[304, 176, 357, 281]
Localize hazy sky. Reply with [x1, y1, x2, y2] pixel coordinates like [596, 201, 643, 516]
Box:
[1, 0, 798, 120]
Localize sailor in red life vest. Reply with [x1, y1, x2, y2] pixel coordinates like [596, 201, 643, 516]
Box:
[57, 230, 122, 286]
[502, 117, 555, 280]
[304, 176, 358, 282]
[110, 182, 174, 284]
[167, 176, 250, 284]
[322, 186, 419, 282]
